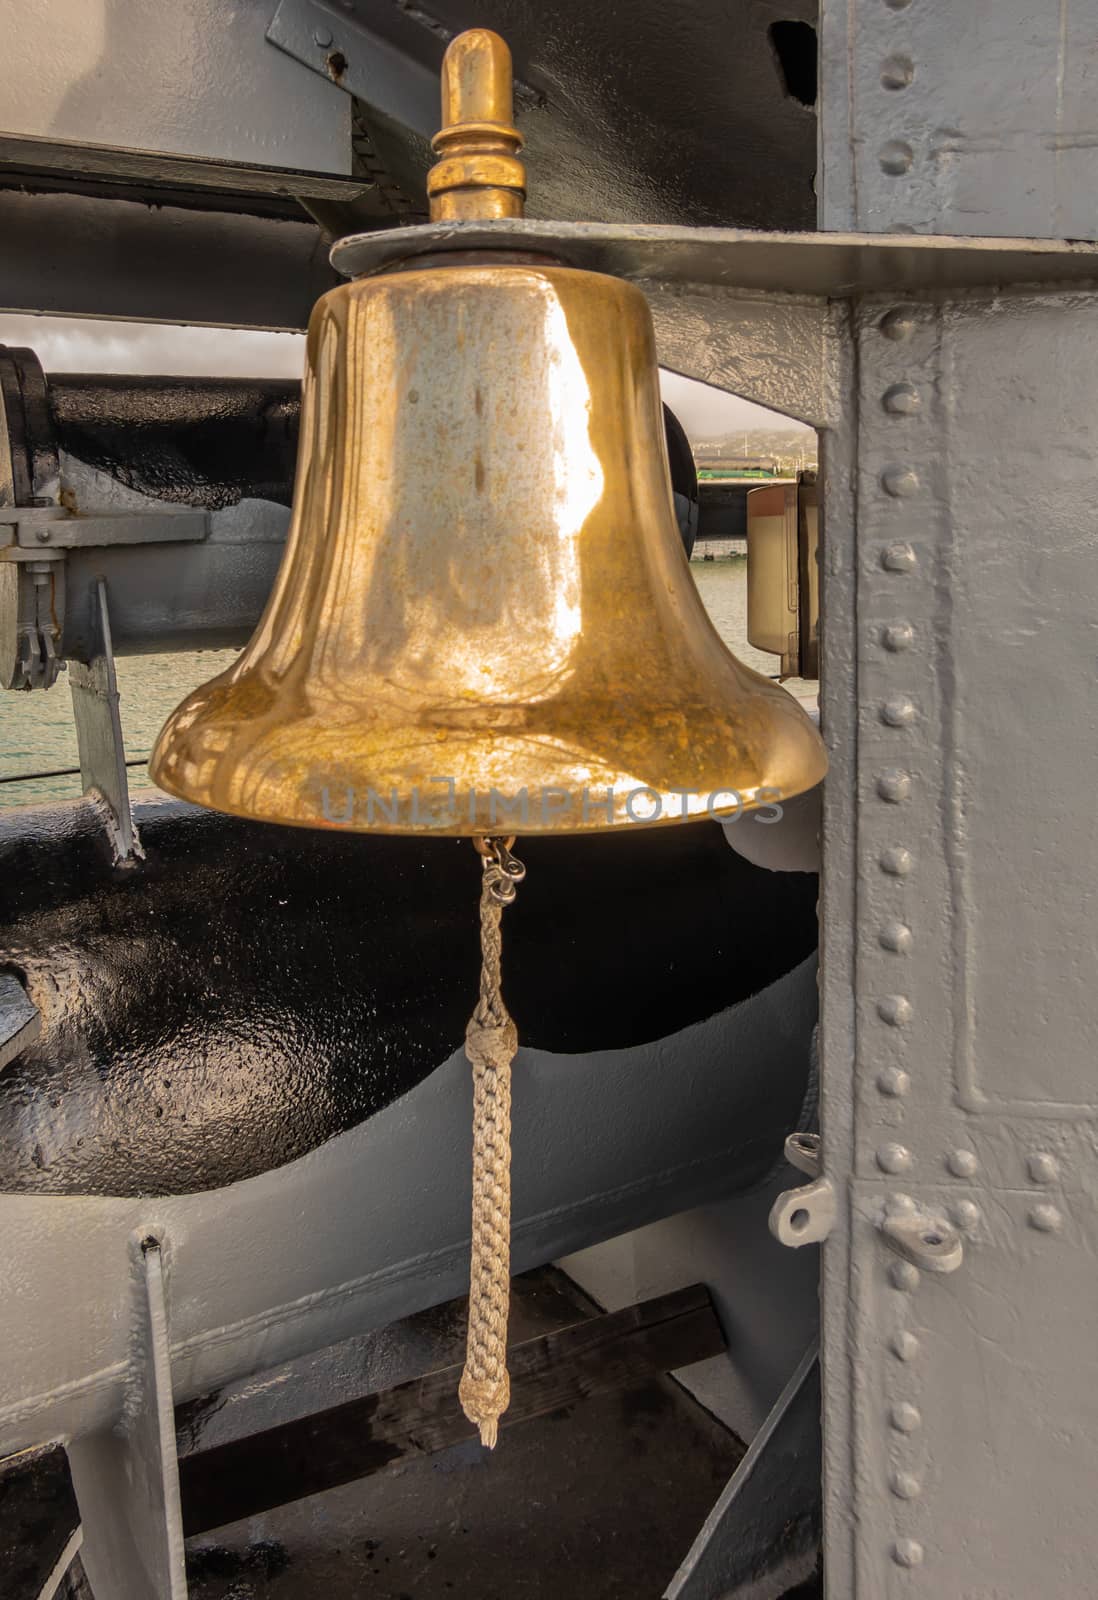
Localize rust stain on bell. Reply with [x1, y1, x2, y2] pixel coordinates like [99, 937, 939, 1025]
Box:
[150, 29, 827, 834]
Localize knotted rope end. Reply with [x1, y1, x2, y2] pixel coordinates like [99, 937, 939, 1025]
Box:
[459, 1369, 510, 1450]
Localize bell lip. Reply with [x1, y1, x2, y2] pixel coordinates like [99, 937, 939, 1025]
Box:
[146, 748, 828, 839]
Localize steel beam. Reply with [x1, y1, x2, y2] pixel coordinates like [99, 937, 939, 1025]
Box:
[666, 1345, 821, 1600]
[68, 1239, 187, 1600]
[0, 191, 338, 330]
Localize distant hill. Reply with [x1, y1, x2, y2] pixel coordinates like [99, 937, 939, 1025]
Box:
[693, 429, 817, 475]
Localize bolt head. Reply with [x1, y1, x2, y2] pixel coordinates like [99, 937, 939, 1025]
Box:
[880, 54, 915, 90]
[878, 1141, 914, 1174]
[890, 1400, 922, 1433]
[879, 920, 913, 954]
[950, 1199, 981, 1231]
[880, 696, 917, 728]
[880, 308, 916, 341]
[881, 540, 917, 572]
[881, 464, 920, 498]
[890, 1260, 920, 1290]
[877, 994, 914, 1027]
[880, 139, 914, 175]
[1028, 1203, 1063, 1234]
[883, 381, 921, 415]
[880, 847, 914, 877]
[893, 1538, 925, 1568]
[1027, 1151, 1059, 1185]
[877, 768, 912, 804]
[881, 621, 915, 652]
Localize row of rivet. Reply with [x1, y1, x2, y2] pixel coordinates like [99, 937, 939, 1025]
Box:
[946, 1146, 1063, 1232]
[879, 0, 915, 200]
[872, 292, 1066, 1580]
[874, 302, 925, 1573]
[873, 305, 918, 1181]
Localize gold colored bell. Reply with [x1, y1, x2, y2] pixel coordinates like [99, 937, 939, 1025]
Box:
[150, 31, 826, 833]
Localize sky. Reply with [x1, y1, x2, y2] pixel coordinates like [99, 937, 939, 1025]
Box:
[0, 313, 812, 442]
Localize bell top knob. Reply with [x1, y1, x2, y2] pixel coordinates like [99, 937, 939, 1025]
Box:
[428, 29, 526, 221]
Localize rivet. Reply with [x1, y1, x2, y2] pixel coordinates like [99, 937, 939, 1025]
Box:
[881, 540, 917, 572]
[878, 994, 913, 1027]
[880, 53, 915, 89]
[947, 1148, 978, 1179]
[890, 1259, 920, 1290]
[313, 25, 334, 46]
[880, 846, 914, 876]
[882, 465, 920, 498]
[882, 621, 915, 651]
[882, 382, 921, 416]
[879, 139, 914, 175]
[35, 527, 52, 543]
[880, 920, 913, 953]
[880, 308, 915, 341]
[877, 1066, 911, 1097]
[891, 1330, 919, 1361]
[1027, 1151, 1059, 1185]
[1028, 1203, 1063, 1233]
[950, 1199, 981, 1231]
[880, 697, 917, 728]
[892, 1538, 925, 1569]
[890, 1400, 922, 1433]
[890, 1469, 922, 1500]
[877, 1141, 913, 1173]
[889, 1260, 920, 1290]
[877, 768, 912, 803]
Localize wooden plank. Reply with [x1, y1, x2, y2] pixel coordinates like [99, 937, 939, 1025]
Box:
[180, 1283, 725, 1536]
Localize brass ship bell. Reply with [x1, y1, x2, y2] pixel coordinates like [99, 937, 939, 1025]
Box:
[152, 28, 826, 1449]
[150, 32, 825, 833]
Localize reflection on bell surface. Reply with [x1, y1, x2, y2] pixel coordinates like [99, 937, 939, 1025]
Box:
[150, 36, 826, 835]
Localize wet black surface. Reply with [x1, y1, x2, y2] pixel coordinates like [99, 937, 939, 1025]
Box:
[0, 798, 817, 1198]
[50, 375, 300, 511]
[0, 1442, 79, 1600]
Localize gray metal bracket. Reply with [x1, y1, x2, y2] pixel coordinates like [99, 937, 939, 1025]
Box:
[68, 1238, 188, 1600]
[877, 1197, 963, 1276]
[68, 578, 142, 863]
[666, 1343, 821, 1600]
[266, 0, 440, 134]
[11, 507, 209, 550]
[769, 1133, 836, 1248]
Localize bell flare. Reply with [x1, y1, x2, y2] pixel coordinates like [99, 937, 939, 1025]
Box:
[150, 260, 827, 835]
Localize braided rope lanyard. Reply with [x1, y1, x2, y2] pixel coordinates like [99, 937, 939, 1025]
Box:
[459, 834, 526, 1447]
